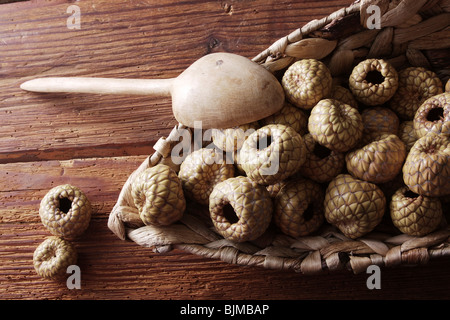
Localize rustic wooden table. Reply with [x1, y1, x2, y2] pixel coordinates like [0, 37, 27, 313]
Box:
[1, 0, 449, 301]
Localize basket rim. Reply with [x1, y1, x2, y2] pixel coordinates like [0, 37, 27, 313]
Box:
[108, 124, 450, 275]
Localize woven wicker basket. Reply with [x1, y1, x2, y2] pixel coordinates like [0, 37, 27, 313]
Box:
[108, 0, 450, 275]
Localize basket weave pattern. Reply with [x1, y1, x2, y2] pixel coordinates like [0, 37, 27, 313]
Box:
[108, 0, 450, 274]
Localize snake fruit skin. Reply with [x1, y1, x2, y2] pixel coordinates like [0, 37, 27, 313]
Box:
[132, 164, 186, 226]
[328, 85, 358, 109]
[39, 184, 92, 240]
[349, 59, 398, 106]
[308, 99, 363, 153]
[33, 236, 77, 279]
[402, 133, 450, 197]
[360, 107, 399, 144]
[209, 176, 273, 242]
[266, 180, 287, 198]
[390, 67, 443, 120]
[282, 59, 332, 109]
[324, 174, 386, 239]
[390, 187, 443, 236]
[299, 133, 345, 183]
[274, 178, 324, 237]
[239, 124, 306, 186]
[398, 121, 418, 152]
[413, 92, 449, 138]
[260, 101, 308, 135]
[178, 148, 235, 205]
[346, 133, 407, 184]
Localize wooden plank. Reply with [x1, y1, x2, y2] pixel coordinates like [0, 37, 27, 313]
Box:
[0, 155, 147, 223]
[3, 217, 450, 300]
[1, 155, 450, 300]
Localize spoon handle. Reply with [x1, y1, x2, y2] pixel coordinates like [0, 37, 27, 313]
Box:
[20, 77, 174, 96]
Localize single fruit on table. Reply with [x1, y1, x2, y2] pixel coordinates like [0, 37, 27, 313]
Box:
[349, 58, 398, 106]
[282, 59, 332, 109]
[345, 133, 407, 184]
[328, 85, 358, 109]
[211, 121, 259, 152]
[398, 121, 417, 152]
[33, 236, 77, 280]
[132, 164, 186, 226]
[274, 178, 325, 238]
[360, 106, 400, 144]
[39, 184, 92, 240]
[413, 92, 449, 139]
[239, 124, 306, 186]
[390, 186, 443, 236]
[402, 133, 450, 197]
[324, 174, 386, 239]
[298, 133, 345, 183]
[390, 67, 443, 120]
[308, 99, 363, 153]
[178, 148, 234, 206]
[259, 101, 308, 135]
[209, 176, 273, 242]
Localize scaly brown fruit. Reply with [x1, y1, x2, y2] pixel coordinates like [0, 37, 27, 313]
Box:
[360, 106, 400, 144]
[178, 148, 234, 206]
[413, 92, 449, 138]
[324, 174, 386, 239]
[390, 67, 443, 120]
[308, 99, 363, 152]
[390, 186, 443, 236]
[259, 101, 308, 135]
[402, 133, 450, 197]
[209, 176, 273, 242]
[328, 85, 358, 109]
[349, 59, 398, 106]
[33, 236, 77, 280]
[298, 133, 345, 183]
[39, 184, 92, 240]
[346, 133, 406, 184]
[282, 59, 332, 109]
[398, 121, 418, 152]
[274, 178, 324, 237]
[132, 164, 186, 226]
[239, 124, 306, 186]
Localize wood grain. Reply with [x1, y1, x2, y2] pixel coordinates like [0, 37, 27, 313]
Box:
[2, 156, 450, 300]
[1, 0, 449, 300]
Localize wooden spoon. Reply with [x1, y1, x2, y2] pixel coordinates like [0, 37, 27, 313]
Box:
[20, 52, 285, 129]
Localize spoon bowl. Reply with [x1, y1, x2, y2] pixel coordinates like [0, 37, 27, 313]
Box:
[20, 53, 285, 129]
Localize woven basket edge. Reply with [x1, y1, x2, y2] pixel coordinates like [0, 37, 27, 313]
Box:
[107, 0, 450, 274]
